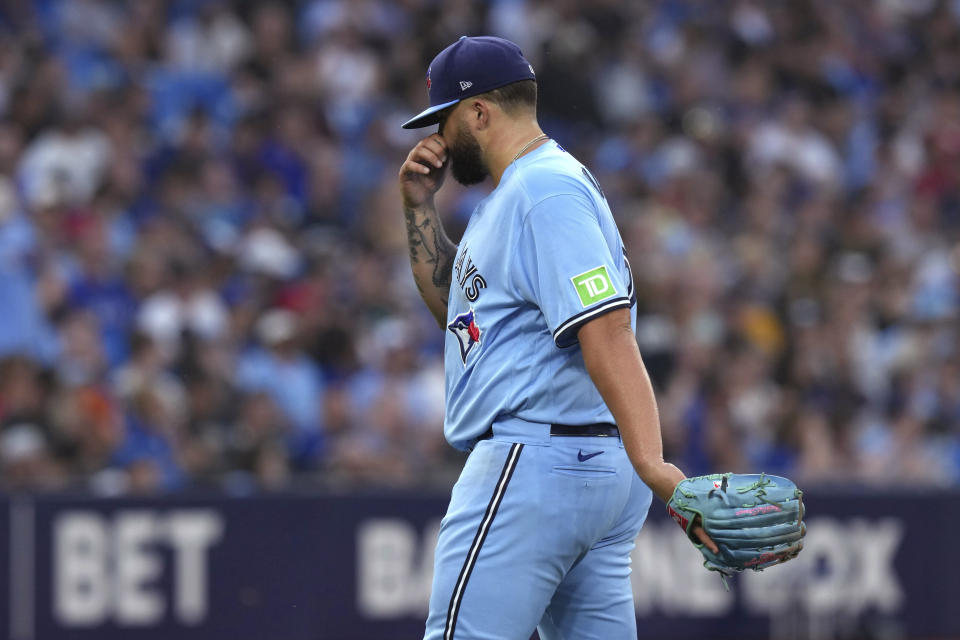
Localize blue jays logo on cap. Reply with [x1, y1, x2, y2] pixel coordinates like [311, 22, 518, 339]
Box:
[402, 36, 536, 129]
[448, 308, 482, 363]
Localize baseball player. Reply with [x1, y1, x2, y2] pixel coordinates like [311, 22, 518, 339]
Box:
[398, 36, 717, 639]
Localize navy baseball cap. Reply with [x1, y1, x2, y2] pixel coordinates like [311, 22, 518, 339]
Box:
[402, 36, 536, 129]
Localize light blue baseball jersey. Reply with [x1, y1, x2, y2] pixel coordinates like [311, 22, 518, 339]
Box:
[444, 140, 636, 450]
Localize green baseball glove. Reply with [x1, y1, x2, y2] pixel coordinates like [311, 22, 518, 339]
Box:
[667, 472, 805, 580]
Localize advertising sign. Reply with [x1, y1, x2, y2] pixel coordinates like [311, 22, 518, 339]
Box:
[1, 489, 957, 639]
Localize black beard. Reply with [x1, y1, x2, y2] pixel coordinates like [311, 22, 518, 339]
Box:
[449, 128, 488, 186]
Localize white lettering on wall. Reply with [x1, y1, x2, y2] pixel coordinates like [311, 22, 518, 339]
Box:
[353, 515, 904, 621]
[53, 510, 224, 627]
[356, 518, 439, 618]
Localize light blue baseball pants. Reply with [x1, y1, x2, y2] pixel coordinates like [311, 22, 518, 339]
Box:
[424, 418, 653, 640]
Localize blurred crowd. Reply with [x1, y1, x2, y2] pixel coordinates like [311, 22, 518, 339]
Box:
[1, 0, 959, 494]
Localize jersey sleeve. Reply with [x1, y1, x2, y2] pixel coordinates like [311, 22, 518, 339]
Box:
[514, 193, 632, 348]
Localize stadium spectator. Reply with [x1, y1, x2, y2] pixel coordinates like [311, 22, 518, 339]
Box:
[0, 0, 958, 491]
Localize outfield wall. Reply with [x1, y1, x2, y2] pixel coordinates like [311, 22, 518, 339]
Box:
[0, 488, 956, 640]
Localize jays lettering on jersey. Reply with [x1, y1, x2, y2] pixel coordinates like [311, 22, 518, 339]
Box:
[443, 141, 637, 450]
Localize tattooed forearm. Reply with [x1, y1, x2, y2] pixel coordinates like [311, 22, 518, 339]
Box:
[403, 207, 430, 262]
[403, 204, 457, 325]
[432, 230, 455, 289]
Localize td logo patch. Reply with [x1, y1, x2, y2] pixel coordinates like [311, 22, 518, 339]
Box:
[571, 266, 617, 307]
[448, 308, 482, 364]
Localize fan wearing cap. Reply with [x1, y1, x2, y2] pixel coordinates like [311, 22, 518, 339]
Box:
[398, 36, 716, 640]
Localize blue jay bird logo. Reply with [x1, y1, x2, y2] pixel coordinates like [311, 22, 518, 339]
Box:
[448, 308, 482, 363]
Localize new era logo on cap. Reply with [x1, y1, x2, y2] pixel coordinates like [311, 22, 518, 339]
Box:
[402, 36, 536, 129]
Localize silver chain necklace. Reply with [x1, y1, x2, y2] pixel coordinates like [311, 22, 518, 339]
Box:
[510, 133, 549, 164]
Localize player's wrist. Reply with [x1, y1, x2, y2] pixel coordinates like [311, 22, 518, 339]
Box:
[633, 459, 685, 503]
[402, 195, 437, 213]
